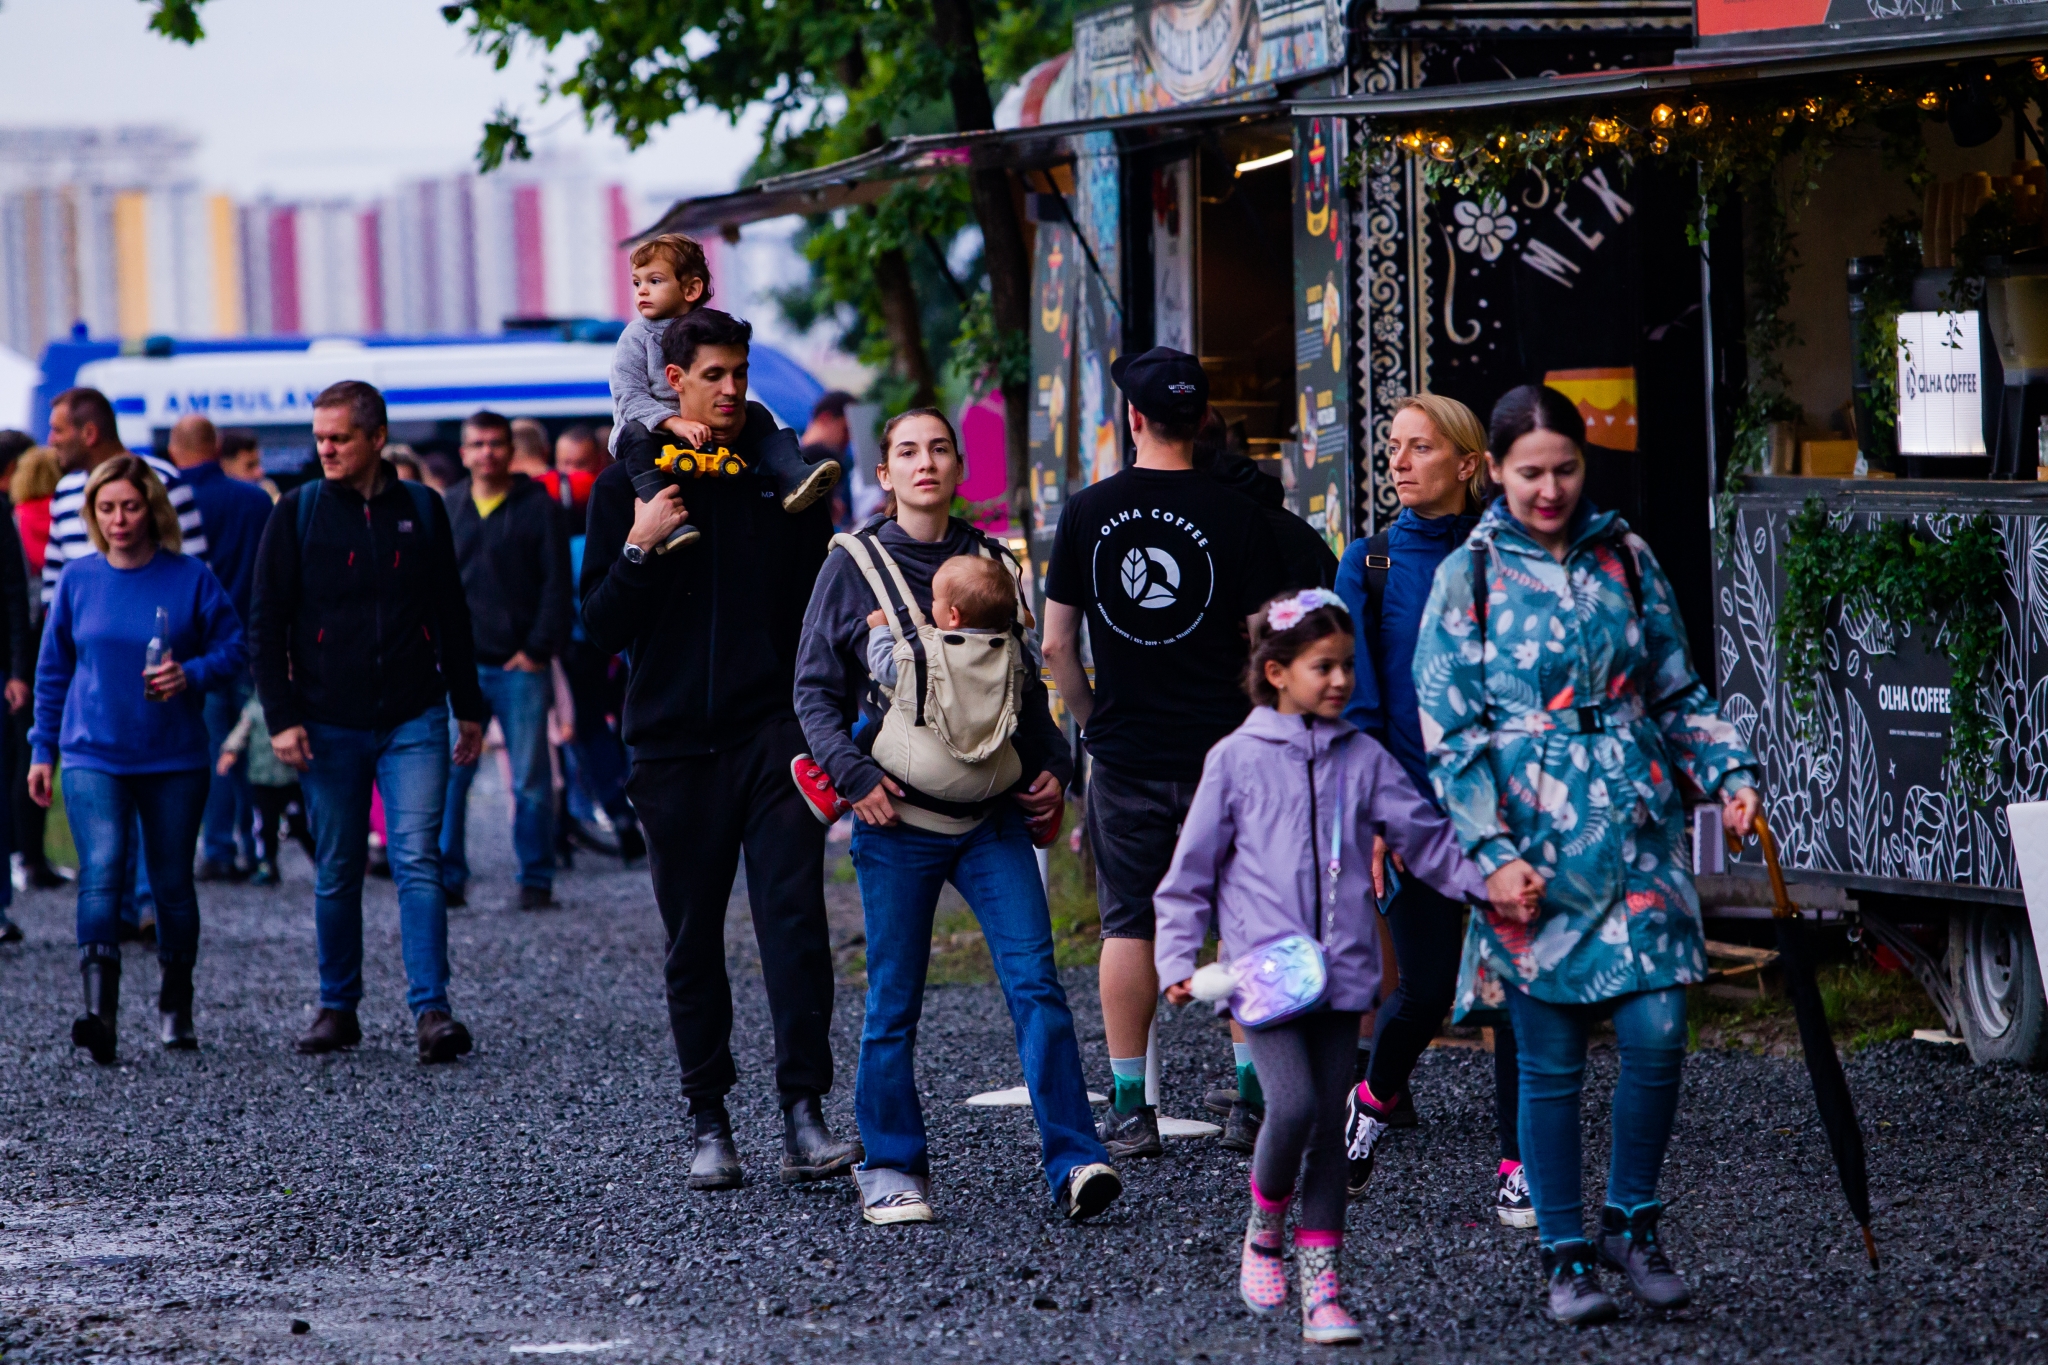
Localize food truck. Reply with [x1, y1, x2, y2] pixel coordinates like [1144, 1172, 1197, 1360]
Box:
[649, 0, 2048, 1067]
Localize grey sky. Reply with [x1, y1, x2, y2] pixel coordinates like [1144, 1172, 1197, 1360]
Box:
[0, 0, 764, 206]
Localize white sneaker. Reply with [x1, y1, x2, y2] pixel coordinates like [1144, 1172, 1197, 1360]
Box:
[1495, 1163, 1536, 1228]
[861, 1189, 936, 1225]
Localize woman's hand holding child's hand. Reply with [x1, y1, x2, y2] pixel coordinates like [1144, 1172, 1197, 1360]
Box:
[1164, 978, 1194, 1006]
[1485, 859, 1546, 923]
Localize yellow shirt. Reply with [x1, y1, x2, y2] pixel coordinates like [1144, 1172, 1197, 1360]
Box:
[472, 489, 507, 519]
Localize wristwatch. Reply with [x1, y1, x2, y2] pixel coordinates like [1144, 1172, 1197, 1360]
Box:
[622, 542, 647, 565]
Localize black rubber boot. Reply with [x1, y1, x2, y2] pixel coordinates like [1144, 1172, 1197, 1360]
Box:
[1541, 1240, 1621, 1326]
[1595, 1202, 1691, 1309]
[757, 427, 840, 514]
[158, 960, 197, 1050]
[780, 1093, 860, 1184]
[72, 953, 120, 1065]
[688, 1103, 744, 1191]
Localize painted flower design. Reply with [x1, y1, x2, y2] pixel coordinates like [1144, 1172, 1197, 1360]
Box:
[1453, 196, 1517, 261]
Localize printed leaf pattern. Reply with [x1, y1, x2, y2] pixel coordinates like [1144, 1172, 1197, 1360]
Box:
[1844, 690, 1879, 875]
[1418, 505, 1754, 1011]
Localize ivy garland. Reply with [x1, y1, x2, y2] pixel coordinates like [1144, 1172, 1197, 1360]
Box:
[1849, 215, 1926, 463]
[1779, 497, 2007, 789]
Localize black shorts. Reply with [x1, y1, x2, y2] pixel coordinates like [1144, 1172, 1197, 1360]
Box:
[1085, 762, 1199, 941]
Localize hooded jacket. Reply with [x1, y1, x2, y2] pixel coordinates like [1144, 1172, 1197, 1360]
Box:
[579, 401, 831, 758]
[1415, 500, 1757, 1009]
[1153, 707, 1487, 1012]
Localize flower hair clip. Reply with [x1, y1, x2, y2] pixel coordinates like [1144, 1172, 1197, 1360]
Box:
[1265, 588, 1347, 633]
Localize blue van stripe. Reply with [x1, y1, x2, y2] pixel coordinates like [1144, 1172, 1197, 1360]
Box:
[381, 382, 612, 405]
[113, 396, 148, 414]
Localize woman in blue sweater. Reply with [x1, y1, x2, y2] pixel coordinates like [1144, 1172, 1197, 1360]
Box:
[30, 456, 245, 1064]
[1332, 394, 1530, 1225]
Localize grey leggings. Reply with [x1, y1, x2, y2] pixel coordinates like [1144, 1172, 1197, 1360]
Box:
[1242, 1008, 1361, 1234]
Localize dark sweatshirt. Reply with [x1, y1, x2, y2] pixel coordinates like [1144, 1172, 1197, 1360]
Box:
[444, 473, 572, 666]
[250, 464, 487, 734]
[579, 401, 830, 759]
[1207, 450, 1339, 592]
[793, 515, 1073, 806]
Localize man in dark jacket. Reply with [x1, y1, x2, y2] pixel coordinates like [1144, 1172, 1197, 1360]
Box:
[439, 410, 572, 910]
[582, 307, 857, 1191]
[250, 380, 487, 1065]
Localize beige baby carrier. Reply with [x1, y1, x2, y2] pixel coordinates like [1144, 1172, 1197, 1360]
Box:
[833, 527, 1030, 835]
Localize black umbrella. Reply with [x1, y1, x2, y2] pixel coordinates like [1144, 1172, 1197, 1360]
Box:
[1733, 813, 1879, 1268]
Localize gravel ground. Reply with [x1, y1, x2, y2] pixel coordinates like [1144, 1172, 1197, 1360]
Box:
[3, 768, 2047, 1364]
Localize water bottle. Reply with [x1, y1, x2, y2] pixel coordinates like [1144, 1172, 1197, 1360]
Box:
[144, 606, 170, 701]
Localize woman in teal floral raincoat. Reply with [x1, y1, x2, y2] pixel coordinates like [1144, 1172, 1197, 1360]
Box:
[1413, 385, 1761, 1327]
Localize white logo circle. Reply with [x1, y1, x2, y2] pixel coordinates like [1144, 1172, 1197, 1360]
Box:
[1121, 546, 1181, 608]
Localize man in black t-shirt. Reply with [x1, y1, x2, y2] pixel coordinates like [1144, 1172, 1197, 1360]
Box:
[1042, 348, 1284, 1158]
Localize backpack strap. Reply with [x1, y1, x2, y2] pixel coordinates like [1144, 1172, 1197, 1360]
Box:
[1469, 538, 1491, 722]
[294, 477, 324, 561]
[1361, 531, 1391, 633]
[1608, 531, 1646, 618]
[402, 478, 437, 530]
[831, 530, 931, 727]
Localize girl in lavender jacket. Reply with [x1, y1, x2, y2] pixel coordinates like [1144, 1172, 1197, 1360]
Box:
[1155, 589, 1538, 1345]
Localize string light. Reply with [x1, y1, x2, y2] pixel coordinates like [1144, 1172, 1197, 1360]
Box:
[1588, 117, 1622, 144]
[1651, 134, 1670, 155]
[1398, 131, 1426, 152]
[1650, 103, 1677, 130]
[1776, 106, 1797, 125]
[1918, 89, 1946, 113]
[1802, 96, 1826, 118]
[1685, 103, 1712, 128]
[2032, 56, 2048, 81]
[1429, 135, 1458, 162]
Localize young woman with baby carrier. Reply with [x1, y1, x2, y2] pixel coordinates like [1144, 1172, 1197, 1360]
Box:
[791, 407, 1122, 1227]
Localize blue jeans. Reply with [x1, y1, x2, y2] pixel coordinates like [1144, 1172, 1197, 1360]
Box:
[202, 679, 255, 866]
[300, 706, 452, 1017]
[440, 667, 553, 891]
[65, 766, 209, 965]
[1507, 985, 1688, 1247]
[849, 807, 1106, 1202]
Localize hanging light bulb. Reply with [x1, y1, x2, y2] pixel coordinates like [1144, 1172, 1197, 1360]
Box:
[1651, 134, 1670, 155]
[1685, 103, 1712, 128]
[1650, 103, 1677, 130]
[1429, 135, 1458, 162]
[2032, 56, 2048, 81]
[1918, 89, 1947, 113]
[1776, 106, 1797, 125]
[1802, 96, 1825, 118]
[1588, 117, 1622, 144]
[1495, 133, 1511, 152]
[1399, 130, 1426, 152]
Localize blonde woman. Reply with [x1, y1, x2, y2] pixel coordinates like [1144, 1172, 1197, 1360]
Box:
[28, 456, 244, 1064]
[1332, 393, 1530, 1225]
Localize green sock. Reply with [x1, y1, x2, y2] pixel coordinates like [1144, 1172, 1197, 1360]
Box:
[1110, 1057, 1147, 1114]
[1236, 1061, 1264, 1109]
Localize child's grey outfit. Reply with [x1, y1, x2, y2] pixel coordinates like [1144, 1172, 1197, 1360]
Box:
[607, 317, 677, 454]
[865, 623, 1043, 690]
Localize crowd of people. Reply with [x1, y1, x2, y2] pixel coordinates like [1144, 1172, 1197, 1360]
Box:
[1, 228, 1766, 1343]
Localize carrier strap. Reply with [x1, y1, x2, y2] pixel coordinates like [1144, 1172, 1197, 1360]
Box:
[830, 530, 931, 727]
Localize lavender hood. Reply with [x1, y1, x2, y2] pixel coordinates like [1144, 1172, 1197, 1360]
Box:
[1153, 706, 1489, 1012]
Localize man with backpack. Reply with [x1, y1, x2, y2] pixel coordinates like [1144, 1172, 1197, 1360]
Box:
[1041, 348, 1285, 1159]
[249, 380, 486, 1064]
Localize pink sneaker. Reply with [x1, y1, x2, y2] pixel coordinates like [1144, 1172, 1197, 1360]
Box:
[1296, 1239, 1362, 1345]
[791, 754, 849, 824]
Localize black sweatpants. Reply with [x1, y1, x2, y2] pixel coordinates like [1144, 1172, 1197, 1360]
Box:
[1366, 877, 1520, 1161]
[1243, 1009, 1360, 1234]
[626, 716, 834, 1109]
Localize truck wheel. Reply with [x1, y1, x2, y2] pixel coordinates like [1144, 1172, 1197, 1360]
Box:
[1950, 905, 2048, 1068]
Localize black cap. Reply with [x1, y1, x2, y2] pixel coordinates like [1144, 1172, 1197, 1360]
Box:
[1110, 346, 1208, 427]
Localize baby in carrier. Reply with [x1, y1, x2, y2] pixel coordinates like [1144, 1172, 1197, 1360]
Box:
[842, 543, 1043, 835]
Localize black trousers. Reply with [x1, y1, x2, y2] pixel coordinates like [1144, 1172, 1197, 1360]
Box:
[1366, 877, 1520, 1162]
[627, 716, 834, 1109]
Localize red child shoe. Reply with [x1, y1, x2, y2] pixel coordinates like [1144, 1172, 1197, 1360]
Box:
[791, 754, 850, 824]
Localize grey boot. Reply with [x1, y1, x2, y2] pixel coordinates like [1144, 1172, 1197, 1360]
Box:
[1595, 1202, 1691, 1309]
